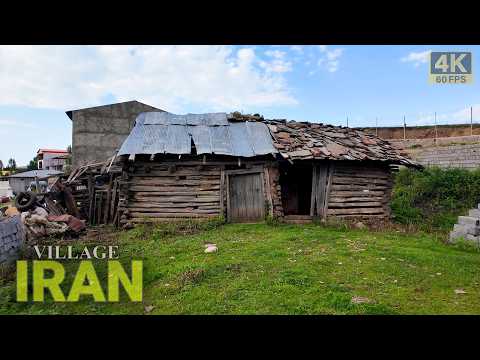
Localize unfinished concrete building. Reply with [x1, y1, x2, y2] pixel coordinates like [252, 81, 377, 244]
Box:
[66, 101, 163, 167]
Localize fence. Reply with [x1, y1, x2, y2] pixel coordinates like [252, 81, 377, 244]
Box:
[349, 105, 480, 141]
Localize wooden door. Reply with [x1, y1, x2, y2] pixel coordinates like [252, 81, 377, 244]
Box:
[228, 172, 265, 222]
[310, 163, 333, 219]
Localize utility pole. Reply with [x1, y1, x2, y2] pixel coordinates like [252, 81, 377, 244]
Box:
[375, 117, 378, 136]
[346, 116, 349, 128]
[403, 115, 406, 140]
[434, 111, 438, 142]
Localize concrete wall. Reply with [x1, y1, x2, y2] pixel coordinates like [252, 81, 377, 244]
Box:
[71, 101, 162, 167]
[0, 215, 24, 265]
[0, 181, 13, 197]
[8, 177, 31, 195]
[391, 136, 480, 169]
[412, 143, 480, 170]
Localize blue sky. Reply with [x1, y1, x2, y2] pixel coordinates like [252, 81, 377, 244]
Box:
[1, 45, 479, 166]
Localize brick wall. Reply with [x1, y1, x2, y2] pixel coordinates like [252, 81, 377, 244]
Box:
[0, 216, 25, 265]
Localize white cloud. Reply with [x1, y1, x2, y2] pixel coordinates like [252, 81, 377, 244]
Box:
[414, 104, 480, 126]
[290, 45, 303, 53]
[260, 49, 292, 73]
[401, 50, 431, 67]
[0, 45, 297, 113]
[316, 46, 344, 73]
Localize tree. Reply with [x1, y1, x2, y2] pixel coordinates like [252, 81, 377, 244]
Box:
[27, 156, 38, 170]
[7, 158, 16, 171]
[0, 159, 3, 170]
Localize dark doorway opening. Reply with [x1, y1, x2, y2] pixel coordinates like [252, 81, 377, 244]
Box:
[279, 164, 312, 215]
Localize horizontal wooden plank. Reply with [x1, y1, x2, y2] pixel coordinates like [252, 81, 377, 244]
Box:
[329, 196, 385, 203]
[129, 212, 218, 218]
[128, 215, 219, 223]
[333, 214, 388, 219]
[331, 177, 390, 185]
[333, 172, 390, 180]
[127, 201, 220, 208]
[130, 196, 220, 203]
[131, 169, 221, 176]
[327, 207, 385, 215]
[328, 201, 383, 208]
[129, 184, 220, 192]
[130, 186, 220, 194]
[130, 175, 220, 182]
[331, 184, 388, 191]
[127, 208, 219, 214]
[329, 190, 385, 197]
[131, 190, 219, 197]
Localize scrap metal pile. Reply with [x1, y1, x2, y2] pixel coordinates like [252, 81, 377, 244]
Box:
[0, 180, 86, 241]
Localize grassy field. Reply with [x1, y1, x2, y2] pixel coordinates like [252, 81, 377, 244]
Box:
[1, 222, 480, 315]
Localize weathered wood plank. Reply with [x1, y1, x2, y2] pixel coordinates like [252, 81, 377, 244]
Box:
[128, 202, 220, 208]
[131, 191, 220, 197]
[128, 208, 219, 214]
[328, 201, 383, 208]
[329, 196, 385, 203]
[129, 196, 220, 203]
[331, 184, 388, 191]
[331, 177, 390, 185]
[329, 190, 385, 197]
[130, 212, 217, 218]
[327, 207, 385, 215]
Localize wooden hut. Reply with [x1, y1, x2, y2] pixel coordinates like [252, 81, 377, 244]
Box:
[114, 112, 417, 226]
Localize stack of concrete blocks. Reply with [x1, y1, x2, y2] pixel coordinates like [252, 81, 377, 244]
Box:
[0, 215, 25, 265]
[449, 205, 480, 244]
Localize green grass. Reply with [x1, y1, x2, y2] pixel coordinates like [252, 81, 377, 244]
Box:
[1, 222, 480, 315]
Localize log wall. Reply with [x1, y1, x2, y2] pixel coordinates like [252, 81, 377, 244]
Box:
[119, 162, 223, 224]
[326, 162, 394, 219]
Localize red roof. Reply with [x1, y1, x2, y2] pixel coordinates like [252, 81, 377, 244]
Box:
[37, 149, 69, 154]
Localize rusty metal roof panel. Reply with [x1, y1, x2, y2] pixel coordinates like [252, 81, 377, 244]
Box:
[118, 112, 277, 157]
[229, 123, 255, 157]
[246, 121, 277, 155]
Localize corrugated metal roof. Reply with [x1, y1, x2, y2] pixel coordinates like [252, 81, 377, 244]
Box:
[118, 112, 277, 157]
[8, 170, 63, 179]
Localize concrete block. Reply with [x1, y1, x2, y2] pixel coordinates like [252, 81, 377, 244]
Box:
[469, 209, 480, 218]
[453, 224, 480, 235]
[449, 231, 465, 242]
[466, 234, 480, 244]
[458, 216, 480, 226]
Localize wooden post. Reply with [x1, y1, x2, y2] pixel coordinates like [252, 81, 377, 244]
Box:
[88, 174, 94, 224]
[471, 106, 474, 136]
[403, 116, 406, 140]
[220, 169, 225, 218]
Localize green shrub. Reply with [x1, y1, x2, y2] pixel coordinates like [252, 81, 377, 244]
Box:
[391, 167, 480, 231]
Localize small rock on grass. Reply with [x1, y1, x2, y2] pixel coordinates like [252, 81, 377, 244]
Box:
[351, 296, 372, 304]
[144, 305, 155, 313]
[204, 243, 218, 253]
[454, 289, 467, 294]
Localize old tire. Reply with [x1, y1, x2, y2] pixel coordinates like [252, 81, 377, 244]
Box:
[15, 191, 37, 211]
